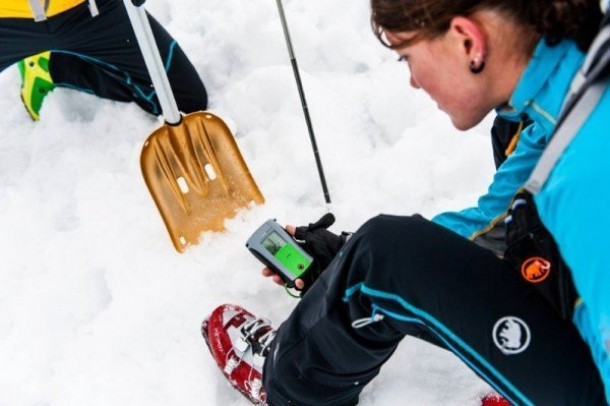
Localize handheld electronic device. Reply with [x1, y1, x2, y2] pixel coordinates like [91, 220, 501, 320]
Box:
[246, 219, 313, 287]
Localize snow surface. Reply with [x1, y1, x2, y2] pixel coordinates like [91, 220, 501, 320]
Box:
[0, 0, 499, 404]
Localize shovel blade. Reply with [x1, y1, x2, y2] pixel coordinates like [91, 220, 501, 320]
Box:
[141, 112, 264, 252]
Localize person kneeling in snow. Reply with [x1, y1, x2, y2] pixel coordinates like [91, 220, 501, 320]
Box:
[1, 0, 207, 121]
[203, 0, 610, 404]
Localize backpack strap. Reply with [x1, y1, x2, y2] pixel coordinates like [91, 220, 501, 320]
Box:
[525, 22, 610, 194]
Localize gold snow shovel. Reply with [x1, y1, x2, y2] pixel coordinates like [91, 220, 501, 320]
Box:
[124, 0, 264, 252]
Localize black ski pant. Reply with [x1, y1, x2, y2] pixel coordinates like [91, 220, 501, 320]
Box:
[0, 0, 207, 116]
[263, 215, 606, 406]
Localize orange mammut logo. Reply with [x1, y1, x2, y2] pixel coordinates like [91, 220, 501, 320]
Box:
[521, 257, 551, 283]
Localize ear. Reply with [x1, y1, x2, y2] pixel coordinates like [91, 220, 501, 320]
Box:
[449, 16, 487, 62]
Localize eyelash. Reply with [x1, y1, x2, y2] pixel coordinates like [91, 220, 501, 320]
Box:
[397, 56, 407, 62]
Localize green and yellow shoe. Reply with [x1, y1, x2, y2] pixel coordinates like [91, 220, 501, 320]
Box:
[18, 51, 55, 121]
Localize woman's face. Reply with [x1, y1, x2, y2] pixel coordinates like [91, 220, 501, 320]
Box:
[385, 30, 497, 130]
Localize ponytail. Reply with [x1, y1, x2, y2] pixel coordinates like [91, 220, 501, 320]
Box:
[527, 0, 603, 50]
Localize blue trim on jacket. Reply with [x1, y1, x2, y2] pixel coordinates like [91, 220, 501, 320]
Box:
[343, 283, 534, 406]
[50, 39, 179, 115]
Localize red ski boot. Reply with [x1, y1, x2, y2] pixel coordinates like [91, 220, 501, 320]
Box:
[202, 304, 276, 405]
[481, 392, 512, 406]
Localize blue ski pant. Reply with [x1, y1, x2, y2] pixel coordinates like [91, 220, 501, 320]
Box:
[263, 215, 606, 406]
[0, 0, 207, 115]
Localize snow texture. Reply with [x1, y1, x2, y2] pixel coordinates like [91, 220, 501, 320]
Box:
[0, 0, 498, 404]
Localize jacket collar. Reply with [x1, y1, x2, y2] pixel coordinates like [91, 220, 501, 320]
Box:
[497, 39, 584, 135]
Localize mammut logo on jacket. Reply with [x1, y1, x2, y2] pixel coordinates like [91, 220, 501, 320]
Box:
[521, 257, 551, 283]
[492, 316, 531, 355]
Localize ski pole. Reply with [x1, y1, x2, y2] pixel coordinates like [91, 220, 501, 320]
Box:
[275, 0, 332, 205]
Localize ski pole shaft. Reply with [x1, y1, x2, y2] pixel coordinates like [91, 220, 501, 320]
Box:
[275, 0, 331, 205]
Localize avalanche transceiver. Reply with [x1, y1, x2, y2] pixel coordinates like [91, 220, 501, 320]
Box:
[246, 219, 313, 287]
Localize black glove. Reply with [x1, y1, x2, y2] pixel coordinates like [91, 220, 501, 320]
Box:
[293, 213, 350, 295]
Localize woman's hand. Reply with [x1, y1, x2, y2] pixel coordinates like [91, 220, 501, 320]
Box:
[261, 214, 349, 294]
[261, 224, 306, 289]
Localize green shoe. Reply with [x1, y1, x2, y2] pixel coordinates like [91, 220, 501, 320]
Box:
[18, 51, 55, 121]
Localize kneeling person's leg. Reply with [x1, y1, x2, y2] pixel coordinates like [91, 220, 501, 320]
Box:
[263, 215, 605, 406]
[50, 0, 207, 115]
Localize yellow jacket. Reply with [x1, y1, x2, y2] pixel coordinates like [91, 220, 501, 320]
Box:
[0, 0, 85, 18]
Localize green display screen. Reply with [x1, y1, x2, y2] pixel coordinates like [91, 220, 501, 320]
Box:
[262, 231, 312, 277]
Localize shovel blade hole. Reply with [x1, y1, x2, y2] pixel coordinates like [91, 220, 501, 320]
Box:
[177, 176, 189, 194]
[204, 164, 217, 180]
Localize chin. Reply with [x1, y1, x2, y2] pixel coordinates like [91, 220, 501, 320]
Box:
[450, 114, 484, 131]
[450, 118, 473, 131]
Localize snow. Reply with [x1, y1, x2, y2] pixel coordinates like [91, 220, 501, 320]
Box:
[0, 0, 498, 404]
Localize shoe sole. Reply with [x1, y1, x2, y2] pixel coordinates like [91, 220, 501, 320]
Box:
[20, 93, 38, 121]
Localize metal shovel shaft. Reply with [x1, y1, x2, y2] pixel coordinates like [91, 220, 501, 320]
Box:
[123, 0, 181, 124]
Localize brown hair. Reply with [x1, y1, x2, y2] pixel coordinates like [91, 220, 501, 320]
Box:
[371, 0, 603, 52]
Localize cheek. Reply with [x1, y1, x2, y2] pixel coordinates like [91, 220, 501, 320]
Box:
[411, 58, 451, 100]
[440, 74, 480, 109]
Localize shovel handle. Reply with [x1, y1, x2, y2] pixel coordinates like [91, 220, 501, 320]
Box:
[123, 0, 181, 125]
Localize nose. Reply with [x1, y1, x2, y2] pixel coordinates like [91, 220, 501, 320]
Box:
[409, 74, 420, 89]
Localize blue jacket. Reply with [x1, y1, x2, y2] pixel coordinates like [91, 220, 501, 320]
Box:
[534, 68, 610, 401]
[450, 37, 610, 400]
[432, 40, 586, 239]
[435, 39, 610, 399]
